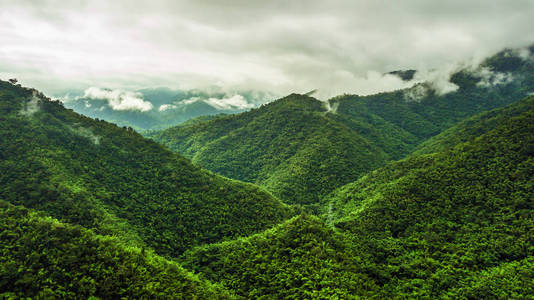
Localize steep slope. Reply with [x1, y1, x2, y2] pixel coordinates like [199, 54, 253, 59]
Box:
[413, 96, 534, 155]
[0, 80, 295, 257]
[181, 214, 379, 299]
[149, 47, 534, 207]
[331, 46, 534, 147]
[149, 94, 389, 206]
[0, 202, 236, 299]
[325, 95, 534, 297]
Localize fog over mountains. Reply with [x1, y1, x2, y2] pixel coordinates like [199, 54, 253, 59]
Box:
[2, 0, 534, 99]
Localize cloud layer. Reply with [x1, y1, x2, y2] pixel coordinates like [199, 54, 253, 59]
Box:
[81, 87, 153, 112]
[1, 0, 534, 98]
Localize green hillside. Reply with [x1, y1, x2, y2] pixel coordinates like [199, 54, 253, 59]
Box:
[149, 48, 534, 208]
[149, 94, 389, 206]
[331, 47, 534, 144]
[0, 202, 236, 299]
[413, 96, 534, 155]
[325, 95, 534, 297]
[0, 80, 295, 257]
[181, 214, 379, 299]
[180, 94, 534, 298]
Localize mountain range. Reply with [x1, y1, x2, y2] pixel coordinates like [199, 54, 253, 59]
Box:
[148, 46, 534, 207]
[1, 44, 534, 298]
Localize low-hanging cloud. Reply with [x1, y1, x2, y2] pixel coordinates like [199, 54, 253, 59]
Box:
[20, 90, 42, 116]
[204, 95, 254, 110]
[1, 0, 534, 98]
[81, 87, 153, 112]
[176, 94, 255, 110]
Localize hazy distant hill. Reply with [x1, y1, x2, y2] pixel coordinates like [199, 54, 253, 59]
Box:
[62, 87, 272, 131]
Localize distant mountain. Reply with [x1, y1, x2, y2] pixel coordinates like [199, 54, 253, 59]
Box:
[325, 94, 534, 297]
[148, 94, 390, 206]
[62, 87, 273, 131]
[387, 69, 417, 81]
[0, 80, 295, 258]
[413, 94, 534, 155]
[332, 46, 534, 145]
[149, 46, 534, 207]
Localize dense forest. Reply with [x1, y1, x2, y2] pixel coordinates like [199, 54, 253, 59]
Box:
[0, 80, 295, 259]
[1, 45, 534, 298]
[149, 47, 534, 208]
[179, 95, 534, 298]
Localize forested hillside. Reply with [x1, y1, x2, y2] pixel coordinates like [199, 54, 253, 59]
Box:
[181, 214, 379, 299]
[178, 95, 534, 298]
[150, 47, 534, 207]
[149, 94, 390, 206]
[331, 47, 534, 148]
[0, 80, 295, 258]
[0, 202, 236, 299]
[325, 95, 534, 297]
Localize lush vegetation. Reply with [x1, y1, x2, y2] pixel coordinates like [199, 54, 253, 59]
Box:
[0, 201, 236, 299]
[2, 45, 534, 298]
[0, 80, 295, 258]
[149, 94, 390, 206]
[413, 95, 534, 155]
[179, 94, 534, 298]
[149, 47, 534, 208]
[181, 214, 379, 299]
[325, 95, 534, 297]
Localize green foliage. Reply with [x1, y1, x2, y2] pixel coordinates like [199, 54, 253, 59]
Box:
[334, 46, 534, 144]
[413, 96, 534, 155]
[326, 95, 534, 297]
[149, 48, 534, 209]
[150, 94, 389, 206]
[0, 80, 295, 257]
[181, 215, 379, 299]
[0, 202, 236, 299]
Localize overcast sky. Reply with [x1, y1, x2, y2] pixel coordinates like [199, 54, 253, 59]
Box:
[1, 0, 534, 98]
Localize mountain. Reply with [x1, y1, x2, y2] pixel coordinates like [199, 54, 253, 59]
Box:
[148, 94, 390, 206]
[412, 94, 534, 155]
[62, 87, 272, 131]
[148, 47, 534, 207]
[324, 95, 534, 297]
[0, 80, 295, 258]
[387, 69, 417, 81]
[179, 95, 534, 298]
[0, 202, 236, 299]
[331, 46, 534, 146]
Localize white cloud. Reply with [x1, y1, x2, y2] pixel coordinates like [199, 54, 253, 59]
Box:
[20, 90, 41, 116]
[81, 87, 153, 112]
[158, 103, 177, 111]
[412, 66, 459, 96]
[475, 67, 514, 87]
[1, 0, 534, 98]
[204, 94, 254, 110]
[178, 97, 202, 105]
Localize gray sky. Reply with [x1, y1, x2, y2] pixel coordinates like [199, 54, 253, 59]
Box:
[1, 0, 534, 98]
